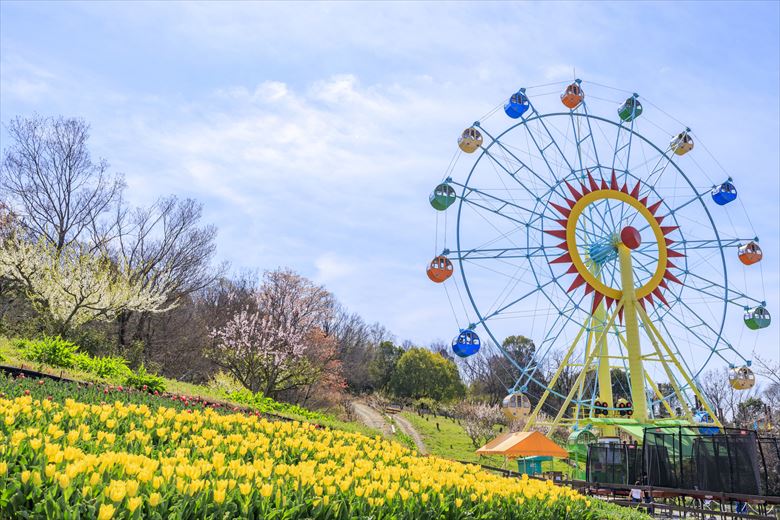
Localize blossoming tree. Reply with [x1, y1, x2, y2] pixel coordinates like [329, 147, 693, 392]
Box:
[208, 269, 338, 397]
[0, 235, 172, 333]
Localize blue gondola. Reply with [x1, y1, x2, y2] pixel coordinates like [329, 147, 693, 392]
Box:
[693, 410, 719, 435]
[711, 181, 737, 205]
[452, 329, 480, 357]
[504, 90, 530, 119]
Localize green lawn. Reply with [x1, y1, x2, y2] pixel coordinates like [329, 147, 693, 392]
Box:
[399, 411, 504, 466]
[400, 411, 578, 476]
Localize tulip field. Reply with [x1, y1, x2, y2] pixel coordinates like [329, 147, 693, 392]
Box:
[0, 374, 648, 519]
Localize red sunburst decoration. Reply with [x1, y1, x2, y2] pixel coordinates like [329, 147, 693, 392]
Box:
[544, 170, 685, 318]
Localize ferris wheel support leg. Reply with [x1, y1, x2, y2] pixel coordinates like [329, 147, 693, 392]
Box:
[593, 299, 615, 436]
[617, 243, 649, 422]
[644, 371, 676, 417]
[635, 314, 694, 421]
[523, 320, 590, 432]
[637, 306, 723, 428]
[547, 303, 623, 433]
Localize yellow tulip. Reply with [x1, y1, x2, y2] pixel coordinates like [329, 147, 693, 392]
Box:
[97, 503, 115, 520]
[149, 492, 162, 507]
[125, 480, 139, 497]
[127, 497, 142, 512]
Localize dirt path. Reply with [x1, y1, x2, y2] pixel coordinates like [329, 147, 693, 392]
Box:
[351, 402, 429, 455]
[391, 412, 428, 455]
[351, 401, 392, 436]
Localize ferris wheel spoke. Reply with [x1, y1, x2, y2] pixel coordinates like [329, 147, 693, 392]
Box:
[525, 101, 576, 175]
[655, 312, 747, 380]
[458, 196, 527, 227]
[643, 148, 676, 191]
[477, 278, 563, 323]
[446, 246, 547, 261]
[667, 187, 713, 215]
[479, 146, 549, 196]
[656, 299, 729, 355]
[579, 105, 603, 167]
[498, 115, 570, 195]
[682, 270, 765, 307]
[450, 179, 537, 216]
[610, 121, 634, 175]
[478, 127, 557, 192]
[683, 238, 751, 250]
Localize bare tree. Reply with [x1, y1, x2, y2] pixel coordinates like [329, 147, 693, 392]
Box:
[322, 307, 375, 392]
[114, 196, 224, 350]
[1, 115, 124, 251]
[753, 356, 780, 387]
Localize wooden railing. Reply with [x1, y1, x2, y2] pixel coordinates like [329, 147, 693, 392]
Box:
[457, 459, 780, 518]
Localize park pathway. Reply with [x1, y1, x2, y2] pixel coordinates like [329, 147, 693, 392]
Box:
[351, 401, 392, 436]
[351, 401, 428, 455]
[390, 412, 428, 455]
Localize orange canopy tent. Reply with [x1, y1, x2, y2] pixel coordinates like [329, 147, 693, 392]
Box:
[476, 431, 568, 459]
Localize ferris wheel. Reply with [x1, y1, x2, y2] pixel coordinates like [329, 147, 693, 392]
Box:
[427, 78, 770, 435]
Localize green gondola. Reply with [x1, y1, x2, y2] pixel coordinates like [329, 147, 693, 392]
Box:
[618, 95, 643, 122]
[429, 183, 456, 211]
[744, 306, 771, 330]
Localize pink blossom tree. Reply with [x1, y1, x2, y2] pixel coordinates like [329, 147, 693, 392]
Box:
[208, 269, 337, 397]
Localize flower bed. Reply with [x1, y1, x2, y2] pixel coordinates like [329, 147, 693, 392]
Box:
[0, 374, 647, 519]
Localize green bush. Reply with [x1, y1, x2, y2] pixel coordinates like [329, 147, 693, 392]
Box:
[226, 389, 329, 422]
[207, 370, 246, 395]
[73, 353, 132, 379]
[17, 336, 79, 368]
[125, 365, 166, 393]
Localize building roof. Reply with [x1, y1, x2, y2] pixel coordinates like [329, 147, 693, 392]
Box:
[475, 431, 569, 459]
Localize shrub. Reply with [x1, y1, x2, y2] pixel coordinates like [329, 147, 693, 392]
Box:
[74, 353, 132, 379]
[207, 370, 246, 395]
[17, 336, 79, 368]
[125, 365, 166, 393]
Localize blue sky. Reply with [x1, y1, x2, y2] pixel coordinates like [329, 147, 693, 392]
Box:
[1, 1, 778, 368]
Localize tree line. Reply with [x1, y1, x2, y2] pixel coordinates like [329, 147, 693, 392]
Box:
[0, 115, 474, 409]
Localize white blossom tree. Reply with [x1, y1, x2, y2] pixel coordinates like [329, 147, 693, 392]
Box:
[0, 235, 173, 333]
[208, 269, 336, 396]
[454, 401, 505, 448]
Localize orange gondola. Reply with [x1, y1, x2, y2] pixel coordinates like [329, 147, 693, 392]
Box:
[738, 241, 762, 265]
[561, 81, 584, 109]
[426, 255, 453, 283]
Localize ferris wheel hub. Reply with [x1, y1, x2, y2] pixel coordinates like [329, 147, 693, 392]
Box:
[620, 226, 642, 250]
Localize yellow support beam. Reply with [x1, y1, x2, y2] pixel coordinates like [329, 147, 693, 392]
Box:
[613, 326, 690, 420]
[644, 370, 676, 417]
[524, 319, 589, 431]
[637, 305, 722, 428]
[550, 302, 622, 431]
[617, 243, 648, 421]
[635, 314, 693, 420]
